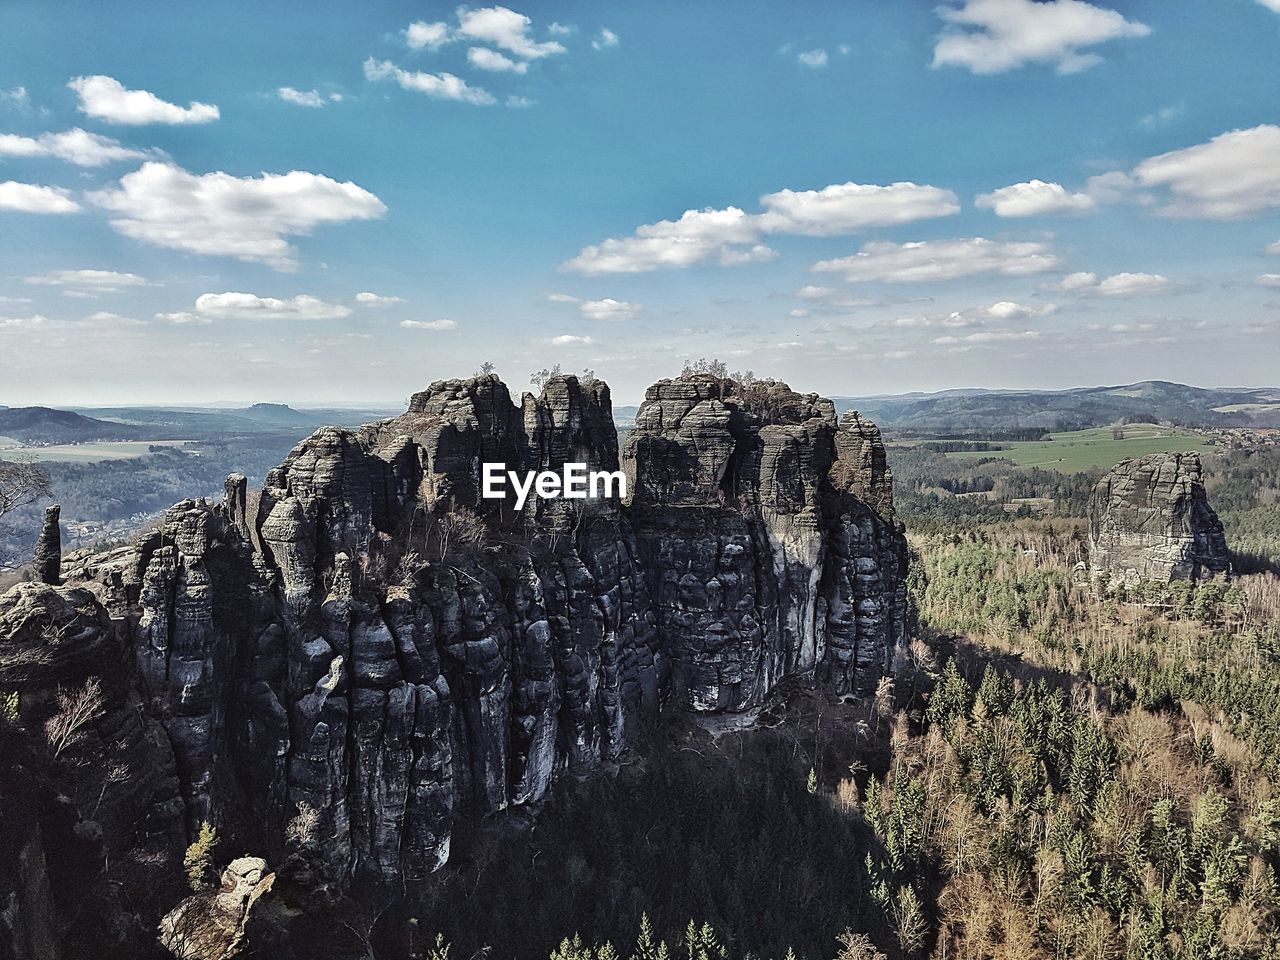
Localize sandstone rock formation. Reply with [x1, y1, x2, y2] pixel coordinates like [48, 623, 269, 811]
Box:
[0, 373, 909, 917]
[159, 857, 278, 960]
[1088, 451, 1230, 585]
[33, 504, 60, 586]
[623, 376, 907, 709]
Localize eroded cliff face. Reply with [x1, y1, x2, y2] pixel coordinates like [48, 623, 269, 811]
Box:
[0, 373, 907, 903]
[1088, 451, 1231, 585]
[623, 377, 907, 709]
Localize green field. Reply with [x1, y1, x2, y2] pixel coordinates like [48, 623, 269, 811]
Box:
[0, 439, 195, 463]
[946, 425, 1210, 473]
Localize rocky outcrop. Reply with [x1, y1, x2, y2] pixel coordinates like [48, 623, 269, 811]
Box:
[33, 505, 60, 586]
[623, 377, 908, 709]
[0, 372, 908, 909]
[159, 857, 279, 960]
[1088, 451, 1231, 585]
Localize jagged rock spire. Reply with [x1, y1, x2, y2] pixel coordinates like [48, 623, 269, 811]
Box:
[34, 504, 61, 585]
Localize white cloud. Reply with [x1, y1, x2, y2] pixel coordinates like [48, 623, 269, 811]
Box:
[1255, 274, 1280, 287]
[401, 318, 457, 330]
[758, 181, 960, 235]
[355, 291, 406, 306]
[813, 237, 1058, 283]
[363, 58, 496, 106]
[88, 162, 385, 270]
[406, 21, 451, 49]
[0, 181, 80, 214]
[564, 180, 958, 274]
[0, 314, 48, 328]
[933, 329, 1040, 345]
[795, 285, 837, 300]
[1096, 272, 1176, 297]
[154, 311, 211, 326]
[1256, 0, 1280, 12]
[505, 95, 535, 108]
[593, 28, 620, 50]
[563, 207, 775, 274]
[552, 334, 594, 345]
[467, 47, 529, 73]
[882, 300, 1053, 330]
[982, 300, 1041, 320]
[69, 75, 219, 125]
[1269, 240, 1280, 255]
[975, 179, 1096, 216]
[193, 292, 352, 321]
[0, 87, 28, 107]
[26, 268, 148, 292]
[933, 0, 1150, 75]
[548, 22, 575, 37]
[1130, 125, 1280, 219]
[457, 6, 566, 59]
[580, 298, 639, 321]
[1045, 271, 1176, 296]
[546, 292, 579, 302]
[277, 87, 341, 108]
[0, 128, 155, 167]
[797, 49, 828, 68]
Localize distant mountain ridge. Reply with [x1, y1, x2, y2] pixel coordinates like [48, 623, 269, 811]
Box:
[830, 380, 1280, 433]
[0, 407, 148, 444]
[0, 403, 402, 445]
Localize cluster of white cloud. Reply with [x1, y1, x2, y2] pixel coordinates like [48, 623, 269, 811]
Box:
[355, 291, 406, 306]
[883, 299, 1053, 330]
[373, 6, 612, 107]
[975, 179, 1095, 217]
[87, 162, 386, 270]
[1045, 271, 1177, 297]
[0, 181, 79, 214]
[195, 292, 352, 320]
[154, 291, 357, 326]
[69, 75, 219, 125]
[26, 268, 149, 294]
[277, 87, 344, 108]
[797, 49, 828, 69]
[813, 237, 1058, 283]
[932, 0, 1150, 75]
[548, 292, 640, 321]
[564, 181, 959, 274]
[364, 58, 497, 106]
[0, 128, 156, 167]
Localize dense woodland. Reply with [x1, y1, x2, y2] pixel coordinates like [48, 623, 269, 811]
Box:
[4, 425, 1280, 959]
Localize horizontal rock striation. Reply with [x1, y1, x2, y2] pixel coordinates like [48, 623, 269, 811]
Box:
[0, 372, 908, 901]
[1088, 451, 1231, 585]
[623, 376, 908, 709]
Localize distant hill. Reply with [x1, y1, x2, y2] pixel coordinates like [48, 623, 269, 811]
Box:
[832, 381, 1280, 434]
[0, 407, 148, 444]
[70, 404, 400, 436]
[237, 402, 315, 425]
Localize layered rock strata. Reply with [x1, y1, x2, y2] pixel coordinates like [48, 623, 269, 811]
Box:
[1087, 451, 1231, 585]
[0, 373, 908, 900]
[34, 504, 61, 586]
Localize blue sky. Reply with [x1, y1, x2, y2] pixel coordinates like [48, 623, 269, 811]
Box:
[1, 0, 1279, 406]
